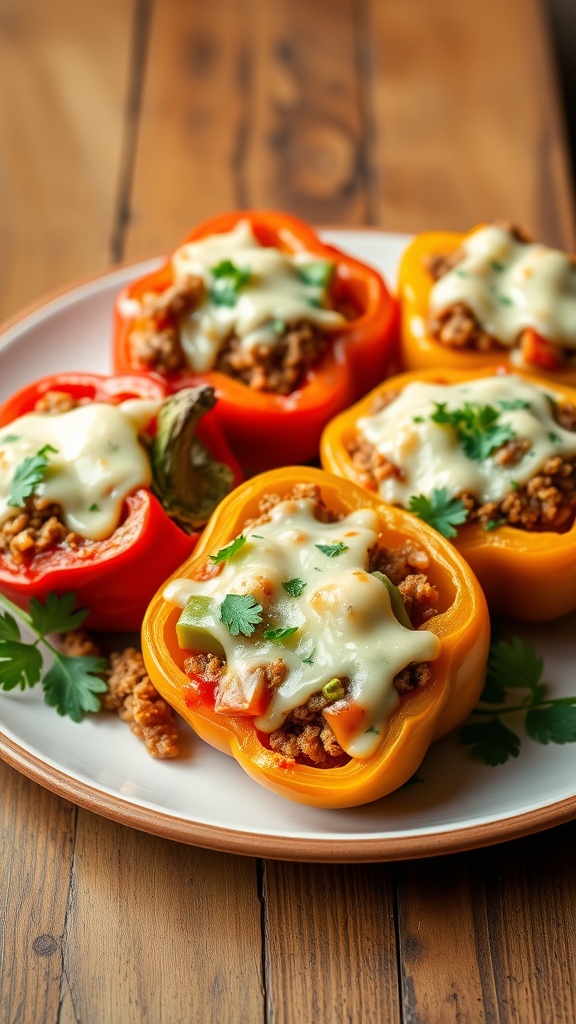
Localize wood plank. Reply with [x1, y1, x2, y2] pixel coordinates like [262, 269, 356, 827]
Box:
[397, 825, 576, 1023]
[262, 862, 400, 1023]
[0, 0, 137, 319]
[59, 815, 264, 1024]
[0, 767, 77, 1024]
[121, 0, 370, 259]
[367, 0, 575, 247]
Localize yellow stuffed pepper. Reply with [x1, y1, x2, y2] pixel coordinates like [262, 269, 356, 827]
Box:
[321, 366, 576, 622]
[398, 224, 576, 384]
[142, 466, 489, 808]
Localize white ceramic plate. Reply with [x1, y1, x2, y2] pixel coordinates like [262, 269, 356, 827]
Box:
[0, 231, 575, 863]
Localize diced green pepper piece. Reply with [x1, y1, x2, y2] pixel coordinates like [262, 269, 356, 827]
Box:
[322, 677, 345, 702]
[371, 571, 412, 629]
[176, 595, 224, 654]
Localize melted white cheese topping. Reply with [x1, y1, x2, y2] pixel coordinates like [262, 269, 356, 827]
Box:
[170, 220, 345, 372]
[166, 497, 440, 758]
[429, 225, 576, 348]
[357, 375, 576, 506]
[0, 400, 159, 540]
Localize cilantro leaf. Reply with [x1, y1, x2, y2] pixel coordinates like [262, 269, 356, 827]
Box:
[0, 611, 21, 642]
[483, 518, 506, 532]
[488, 636, 543, 697]
[220, 594, 263, 636]
[262, 626, 299, 642]
[525, 704, 576, 745]
[0, 640, 43, 691]
[282, 578, 307, 597]
[29, 592, 88, 636]
[498, 398, 531, 411]
[430, 401, 516, 461]
[209, 535, 246, 565]
[297, 261, 334, 288]
[42, 655, 108, 723]
[0, 591, 107, 720]
[315, 542, 349, 557]
[408, 489, 468, 538]
[459, 718, 521, 765]
[210, 260, 251, 307]
[8, 445, 58, 507]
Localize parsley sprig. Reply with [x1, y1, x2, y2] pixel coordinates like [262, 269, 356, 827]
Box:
[8, 444, 59, 507]
[459, 635, 576, 765]
[0, 592, 108, 722]
[431, 401, 516, 461]
[408, 488, 469, 538]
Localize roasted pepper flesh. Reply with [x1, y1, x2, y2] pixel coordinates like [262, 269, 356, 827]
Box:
[113, 210, 398, 471]
[398, 228, 576, 386]
[142, 467, 489, 808]
[0, 372, 241, 630]
[320, 366, 576, 622]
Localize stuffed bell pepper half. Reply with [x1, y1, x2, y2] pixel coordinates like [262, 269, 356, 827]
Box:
[0, 372, 241, 630]
[398, 223, 576, 383]
[113, 210, 398, 471]
[142, 466, 489, 808]
[321, 366, 576, 621]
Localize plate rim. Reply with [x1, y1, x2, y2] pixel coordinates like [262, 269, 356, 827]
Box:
[2, 729, 575, 862]
[1, 231, 575, 863]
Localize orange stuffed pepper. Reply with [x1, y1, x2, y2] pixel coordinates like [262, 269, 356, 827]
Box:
[113, 210, 398, 471]
[398, 223, 576, 384]
[321, 366, 576, 621]
[142, 466, 489, 808]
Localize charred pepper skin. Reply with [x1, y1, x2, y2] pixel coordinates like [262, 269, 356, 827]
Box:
[320, 366, 576, 622]
[112, 210, 399, 472]
[141, 466, 489, 809]
[0, 371, 241, 631]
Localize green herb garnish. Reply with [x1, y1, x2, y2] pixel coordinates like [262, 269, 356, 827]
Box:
[430, 401, 516, 460]
[262, 626, 299, 643]
[220, 594, 263, 636]
[408, 489, 469, 538]
[209, 535, 246, 564]
[459, 635, 576, 765]
[8, 444, 59, 507]
[315, 542, 349, 558]
[483, 518, 506, 532]
[297, 261, 334, 288]
[210, 260, 251, 307]
[0, 592, 108, 722]
[282, 577, 307, 598]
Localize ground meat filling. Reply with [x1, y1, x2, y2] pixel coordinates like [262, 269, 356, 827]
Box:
[183, 486, 438, 768]
[347, 397, 576, 533]
[0, 495, 81, 565]
[1, 394, 81, 566]
[61, 632, 180, 758]
[128, 277, 336, 394]
[424, 223, 531, 354]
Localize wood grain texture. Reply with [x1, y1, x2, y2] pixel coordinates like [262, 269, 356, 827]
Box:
[366, 0, 575, 247]
[0, 766, 77, 1024]
[0, 0, 137, 319]
[262, 861, 400, 1023]
[397, 825, 576, 1023]
[0, 0, 576, 1021]
[59, 815, 263, 1024]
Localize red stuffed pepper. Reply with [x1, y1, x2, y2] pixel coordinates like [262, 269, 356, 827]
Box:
[0, 372, 242, 630]
[112, 210, 398, 471]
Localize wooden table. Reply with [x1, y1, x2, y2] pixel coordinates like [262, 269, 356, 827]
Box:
[1, 1, 575, 1020]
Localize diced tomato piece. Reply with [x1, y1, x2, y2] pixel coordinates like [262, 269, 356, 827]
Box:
[520, 328, 563, 371]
